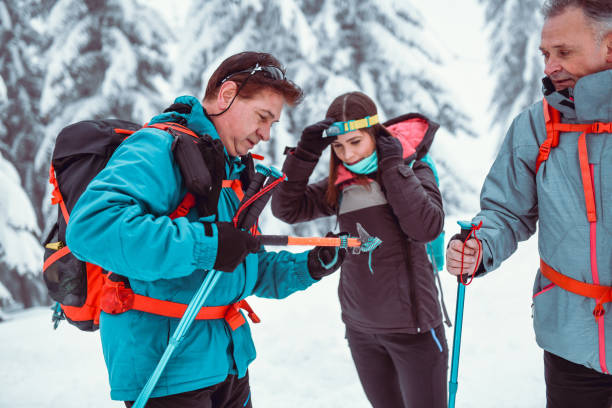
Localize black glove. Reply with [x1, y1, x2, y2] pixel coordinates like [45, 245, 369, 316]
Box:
[307, 232, 348, 280]
[376, 127, 404, 172]
[213, 222, 261, 272]
[297, 118, 336, 158]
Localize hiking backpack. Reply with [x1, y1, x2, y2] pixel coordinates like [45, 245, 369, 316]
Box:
[42, 119, 218, 331]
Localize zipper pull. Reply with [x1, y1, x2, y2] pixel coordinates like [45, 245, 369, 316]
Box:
[45, 241, 65, 251]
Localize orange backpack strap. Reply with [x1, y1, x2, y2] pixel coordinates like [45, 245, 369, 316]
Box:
[540, 259, 612, 318]
[144, 122, 199, 139]
[100, 279, 260, 330]
[536, 99, 561, 173]
[222, 179, 244, 201]
[168, 192, 197, 219]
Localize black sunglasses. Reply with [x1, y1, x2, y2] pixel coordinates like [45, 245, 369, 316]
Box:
[219, 63, 286, 85]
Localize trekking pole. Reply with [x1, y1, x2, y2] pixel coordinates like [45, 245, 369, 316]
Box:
[448, 221, 482, 408]
[132, 269, 222, 408]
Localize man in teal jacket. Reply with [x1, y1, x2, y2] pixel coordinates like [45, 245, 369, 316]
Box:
[66, 52, 345, 407]
[446, 1, 612, 407]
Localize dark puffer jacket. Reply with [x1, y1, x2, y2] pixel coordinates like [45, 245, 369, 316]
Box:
[272, 114, 445, 334]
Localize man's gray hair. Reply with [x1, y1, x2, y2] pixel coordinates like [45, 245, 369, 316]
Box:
[543, 0, 612, 43]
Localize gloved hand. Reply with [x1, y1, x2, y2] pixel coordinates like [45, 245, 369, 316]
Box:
[376, 127, 404, 172]
[297, 118, 336, 158]
[307, 232, 348, 280]
[213, 222, 261, 272]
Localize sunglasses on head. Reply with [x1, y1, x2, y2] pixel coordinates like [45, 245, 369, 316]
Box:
[219, 63, 286, 85]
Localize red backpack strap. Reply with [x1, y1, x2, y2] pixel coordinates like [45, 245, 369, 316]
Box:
[144, 122, 199, 139]
[168, 192, 196, 219]
[536, 99, 561, 173]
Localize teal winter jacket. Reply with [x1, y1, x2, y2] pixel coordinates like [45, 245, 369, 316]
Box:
[66, 96, 315, 401]
[471, 70, 612, 374]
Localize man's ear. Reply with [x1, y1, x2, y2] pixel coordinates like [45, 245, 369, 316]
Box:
[605, 32, 612, 64]
[217, 81, 238, 111]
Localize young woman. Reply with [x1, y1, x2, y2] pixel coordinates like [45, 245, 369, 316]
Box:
[271, 91, 448, 407]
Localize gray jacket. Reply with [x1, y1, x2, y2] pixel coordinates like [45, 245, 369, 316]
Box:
[472, 69, 612, 374]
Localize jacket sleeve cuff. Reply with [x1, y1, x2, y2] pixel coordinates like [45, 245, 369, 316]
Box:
[194, 221, 218, 270]
[293, 250, 318, 287]
[282, 150, 320, 182]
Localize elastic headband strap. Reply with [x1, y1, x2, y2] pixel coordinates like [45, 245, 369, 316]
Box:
[325, 115, 379, 137]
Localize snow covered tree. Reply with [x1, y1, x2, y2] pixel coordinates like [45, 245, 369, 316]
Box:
[35, 0, 174, 232]
[174, 0, 477, 229]
[0, 0, 51, 225]
[0, 152, 45, 309]
[479, 0, 544, 143]
[0, 0, 53, 309]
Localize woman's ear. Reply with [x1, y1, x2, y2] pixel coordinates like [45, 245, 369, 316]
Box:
[216, 81, 238, 111]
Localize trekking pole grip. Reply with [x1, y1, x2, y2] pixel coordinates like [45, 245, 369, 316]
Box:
[456, 221, 481, 284]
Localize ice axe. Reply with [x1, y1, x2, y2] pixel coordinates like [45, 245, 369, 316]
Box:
[448, 220, 482, 408]
[258, 222, 382, 254]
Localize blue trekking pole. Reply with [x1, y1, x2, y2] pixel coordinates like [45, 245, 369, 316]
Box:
[132, 269, 222, 408]
[448, 221, 481, 408]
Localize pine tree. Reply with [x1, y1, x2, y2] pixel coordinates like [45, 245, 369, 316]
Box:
[35, 0, 174, 232]
[174, 0, 476, 225]
[0, 0, 52, 309]
[479, 0, 544, 141]
[0, 151, 45, 309]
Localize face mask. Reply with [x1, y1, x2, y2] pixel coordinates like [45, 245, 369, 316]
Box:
[344, 151, 378, 175]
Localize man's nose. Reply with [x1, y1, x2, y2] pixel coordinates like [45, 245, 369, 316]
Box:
[544, 57, 561, 77]
[256, 125, 271, 142]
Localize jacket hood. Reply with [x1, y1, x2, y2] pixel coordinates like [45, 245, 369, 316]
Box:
[383, 113, 439, 160]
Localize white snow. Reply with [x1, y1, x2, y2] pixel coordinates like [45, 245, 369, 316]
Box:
[0, 0, 551, 406]
[0, 216, 545, 407]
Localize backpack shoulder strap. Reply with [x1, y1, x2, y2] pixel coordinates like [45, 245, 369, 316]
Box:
[536, 99, 561, 173]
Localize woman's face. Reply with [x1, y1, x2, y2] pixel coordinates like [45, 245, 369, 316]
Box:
[330, 129, 376, 165]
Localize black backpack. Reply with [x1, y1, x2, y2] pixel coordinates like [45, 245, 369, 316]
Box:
[42, 119, 223, 330]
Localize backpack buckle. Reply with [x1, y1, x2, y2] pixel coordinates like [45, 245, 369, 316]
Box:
[100, 281, 134, 314]
[594, 122, 612, 133]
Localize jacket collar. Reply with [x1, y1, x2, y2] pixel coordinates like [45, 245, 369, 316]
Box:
[543, 69, 612, 122]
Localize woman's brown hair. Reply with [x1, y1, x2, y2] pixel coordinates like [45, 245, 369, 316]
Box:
[325, 92, 384, 207]
[204, 51, 303, 106]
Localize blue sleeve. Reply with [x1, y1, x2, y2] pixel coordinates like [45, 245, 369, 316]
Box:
[251, 249, 316, 299]
[65, 129, 218, 281]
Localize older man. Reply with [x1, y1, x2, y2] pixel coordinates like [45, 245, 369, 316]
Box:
[446, 1, 612, 407]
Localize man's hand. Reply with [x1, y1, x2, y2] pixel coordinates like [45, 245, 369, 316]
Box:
[446, 238, 482, 276]
[213, 222, 261, 272]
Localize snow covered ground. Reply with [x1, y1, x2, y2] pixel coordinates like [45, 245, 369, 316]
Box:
[0, 215, 545, 408]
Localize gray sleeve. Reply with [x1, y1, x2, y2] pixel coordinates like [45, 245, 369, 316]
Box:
[471, 105, 544, 273]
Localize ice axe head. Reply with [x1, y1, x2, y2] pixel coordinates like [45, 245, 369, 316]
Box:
[353, 222, 382, 254]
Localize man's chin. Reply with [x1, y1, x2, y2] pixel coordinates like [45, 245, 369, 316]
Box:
[553, 79, 576, 90]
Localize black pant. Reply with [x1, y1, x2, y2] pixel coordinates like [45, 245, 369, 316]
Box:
[545, 351, 612, 408]
[345, 325, 448, 408]
[124, 372, 252, 408]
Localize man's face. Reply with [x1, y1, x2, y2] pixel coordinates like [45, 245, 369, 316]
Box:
[540, 6, 612, 91]
[217, 88, 285, 156]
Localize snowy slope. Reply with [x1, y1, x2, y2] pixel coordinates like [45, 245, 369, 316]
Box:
[0, 215, 545, 407]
